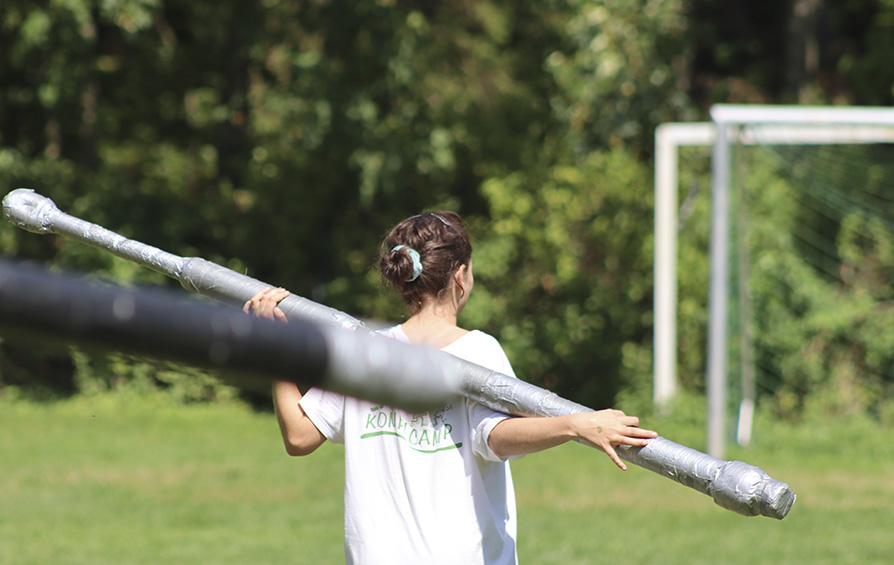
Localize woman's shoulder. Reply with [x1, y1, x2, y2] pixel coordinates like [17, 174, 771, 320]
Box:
[461, 329, 500, 346]
[443, 329, 504, 355]
[445, 329, 515, 376]
[375, 325, 409, 342]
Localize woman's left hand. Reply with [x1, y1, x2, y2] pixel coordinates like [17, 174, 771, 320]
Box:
[243, 287, 290, 323]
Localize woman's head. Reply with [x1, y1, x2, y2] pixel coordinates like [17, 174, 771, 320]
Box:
[380, 211, 472, 313]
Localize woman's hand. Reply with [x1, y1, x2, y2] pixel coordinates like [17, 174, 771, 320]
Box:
[571, 409, 657, 470]
[243, 287, 290, 323]
[488, 409, 657, 469]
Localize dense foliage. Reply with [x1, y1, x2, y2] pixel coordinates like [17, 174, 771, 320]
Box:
[1, 0, 893, 417]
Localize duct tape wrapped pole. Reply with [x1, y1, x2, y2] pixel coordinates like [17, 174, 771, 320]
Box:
[4, 188, 796, 520]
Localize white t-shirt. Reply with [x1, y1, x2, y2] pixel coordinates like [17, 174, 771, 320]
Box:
[299, 326, 519, 565]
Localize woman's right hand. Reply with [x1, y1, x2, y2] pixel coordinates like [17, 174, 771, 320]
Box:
[571, 409, 657, 470]
[243, 287, 290, 323]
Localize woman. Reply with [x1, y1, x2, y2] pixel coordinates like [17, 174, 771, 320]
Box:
[245, 211, 656, 564]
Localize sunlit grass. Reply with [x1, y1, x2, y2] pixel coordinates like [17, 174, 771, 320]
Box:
[1, 394, 891, 564]
[0, 395, 345, 564]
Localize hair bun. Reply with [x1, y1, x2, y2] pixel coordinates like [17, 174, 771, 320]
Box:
[391, 245, 423, 282]
[379, 211, 472, 312]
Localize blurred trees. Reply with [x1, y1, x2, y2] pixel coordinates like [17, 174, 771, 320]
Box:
[1, 0, 893, 416]
[466, 149, 656, 409]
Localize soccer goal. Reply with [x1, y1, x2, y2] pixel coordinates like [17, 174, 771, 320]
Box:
[654, 105, 894, 458]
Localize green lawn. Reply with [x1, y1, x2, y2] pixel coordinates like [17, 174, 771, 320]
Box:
[1, 394, 891, 564]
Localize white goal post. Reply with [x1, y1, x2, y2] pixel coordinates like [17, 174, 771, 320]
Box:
[654, 104, 894, 458]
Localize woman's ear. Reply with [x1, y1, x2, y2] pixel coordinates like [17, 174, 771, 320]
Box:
[454, 264, 466, 287]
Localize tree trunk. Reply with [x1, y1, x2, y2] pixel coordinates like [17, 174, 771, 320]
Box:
[785, 0, 822, 102]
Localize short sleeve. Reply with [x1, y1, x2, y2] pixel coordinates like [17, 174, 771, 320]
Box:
[299, 387, 347, 444]
[468, 402, 516, 462]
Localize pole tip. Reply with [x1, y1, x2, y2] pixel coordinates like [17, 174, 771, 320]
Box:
[3, 189, 59, 234]
[711, 460, 796, 520]
[759, 479, 797, 520]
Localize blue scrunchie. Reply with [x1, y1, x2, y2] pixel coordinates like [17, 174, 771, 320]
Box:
[392, 245, 423, 282]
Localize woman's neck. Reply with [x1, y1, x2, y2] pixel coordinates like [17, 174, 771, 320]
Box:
[400, 300, 469, 349]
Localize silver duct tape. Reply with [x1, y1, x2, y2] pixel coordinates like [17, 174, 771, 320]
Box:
[4, 188, 796, 519]
[4, 189, 186, 276]
[178, 258, 365, 332]
[456, 360, 589, 416]
[616, 438, 798, 518]
[4, 188, 58, 234]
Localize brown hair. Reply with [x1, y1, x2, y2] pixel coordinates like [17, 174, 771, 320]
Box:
[379, 211, 472, 312]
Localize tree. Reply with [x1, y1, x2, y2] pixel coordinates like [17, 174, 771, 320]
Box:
[2, 0, 893, 414]
[467, 149, 654, 407]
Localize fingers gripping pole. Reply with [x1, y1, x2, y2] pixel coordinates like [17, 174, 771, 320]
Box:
[4, 188, 795, 519]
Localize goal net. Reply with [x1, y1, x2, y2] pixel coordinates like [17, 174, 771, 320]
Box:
[654, 105, 894, 457]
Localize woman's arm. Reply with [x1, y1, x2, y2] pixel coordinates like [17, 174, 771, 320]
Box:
[245, 288, 327, 456]
[272, 380, 327, 456]
[488, 409, 657, 470]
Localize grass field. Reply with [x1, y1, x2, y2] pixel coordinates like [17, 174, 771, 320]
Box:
[1, 393, 892, 564]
